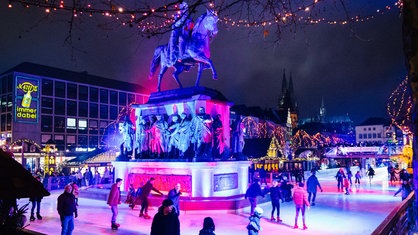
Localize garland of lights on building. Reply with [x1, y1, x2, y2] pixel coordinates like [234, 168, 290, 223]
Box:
[6, 0, 402, 37]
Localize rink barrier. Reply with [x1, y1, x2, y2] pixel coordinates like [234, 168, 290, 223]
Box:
[371, 191, 416, 235]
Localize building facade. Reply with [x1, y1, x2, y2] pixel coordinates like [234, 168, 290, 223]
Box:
[0, 62, 150, 158]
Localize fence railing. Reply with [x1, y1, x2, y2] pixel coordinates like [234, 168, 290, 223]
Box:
[371, 191, 416, 235]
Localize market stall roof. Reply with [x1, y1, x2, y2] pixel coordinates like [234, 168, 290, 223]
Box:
[0, 150, 50, 199]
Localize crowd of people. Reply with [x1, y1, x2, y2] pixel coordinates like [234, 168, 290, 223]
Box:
[26, 161, 413, 234]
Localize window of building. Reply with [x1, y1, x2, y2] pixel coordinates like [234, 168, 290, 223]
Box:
[358, 134, 362, 139]
[78, 119, 88, 134]
[78, 135, 88, 147]
[1, 95, 6, 112]
[100, 89, 108, 104]
[54, 116, 65, 133]
[110, 90, 118, 105]
[128, 93, 135, 105]
[368, 133, 372, 138]
[1, 114, 6, 132]
[100, 105, 108, 119]
[79, 85, 88, 101]
[89, 136, 98, 148]
[67, 135, 76, 144]
[67, 83, 77, 99]
[41, 115, 53, 132]
[66, 118, 77, 133]
[55, 81, 65, 98]
[110, 106, 118, 120]
[6, 94, 12, 112]
[89, 120, 98, 134]
[363, 128, 366, 131]
[41, 97, 53, 114]
[378, 133, 381, 138]
[42, 79, 53, 96]
[67, 100, 77, 116]
[100, 121, 108, 134]
[54, 134, 65, 147]
[79, 102, 88, 117]
[373, 127, 376, 131]
[373, 133, 377, 138]
[90, 87, 98, 102]
[119, 92, 126, 106]
[6, 113, 11, 131]
[89, 103, 98, 118]
[55, 99, 66, 115]
[41, 134, 52, 144]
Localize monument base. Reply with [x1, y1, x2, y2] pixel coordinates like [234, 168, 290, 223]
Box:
[111, 160, 251, 210]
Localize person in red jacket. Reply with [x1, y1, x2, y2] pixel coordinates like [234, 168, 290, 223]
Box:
[293, 182, 310, 230]
[107, 178, 122, 230]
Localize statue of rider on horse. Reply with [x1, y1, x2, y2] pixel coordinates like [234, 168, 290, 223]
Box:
[148, 2, 219, 92]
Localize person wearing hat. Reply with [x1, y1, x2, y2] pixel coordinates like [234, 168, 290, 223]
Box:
[150, 199, 180, 235]
[247, 206, 263, 235]
[57, 184, 77, 235]
[107, 178, 123, 230]
[139, 177, 164, 219]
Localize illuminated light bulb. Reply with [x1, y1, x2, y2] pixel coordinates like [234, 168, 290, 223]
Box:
[118, 7, 123, 13]
[45, 8, 50, 13]
[8, 3, 12, 8]
[305, 7, 309, 11]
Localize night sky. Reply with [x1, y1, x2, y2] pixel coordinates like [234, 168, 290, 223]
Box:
[0, 1, 404, 125]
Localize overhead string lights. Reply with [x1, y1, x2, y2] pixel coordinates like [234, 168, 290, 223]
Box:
[6, 0, 401, 35]
[386, 76, 413, 135]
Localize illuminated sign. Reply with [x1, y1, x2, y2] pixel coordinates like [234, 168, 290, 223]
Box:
[15, 76, 39, 123]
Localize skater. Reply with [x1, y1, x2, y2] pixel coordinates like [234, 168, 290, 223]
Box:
[266, 180, 283, 222]
[107, 178, 122, 230]
[306, 172, 323, 206]
[335, 168, 345, 192]
[394, 180, 412, 200]
[343, 176, 350, 195]
[199, 217, 216, 235]
[366, 166, 375, 184]
[246, 207, 263, 235]
[167, 183, 182, 215]
[245, 179, 263, 215]
[293, 182, 310, 230]
[57, 184, 77, 235]
[150, 199, 180, 235]
[29, 175, 44, 221]
[139, 177, 164, 219]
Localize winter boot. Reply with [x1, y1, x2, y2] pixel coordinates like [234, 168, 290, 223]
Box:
[270, 216, 276, 222]
[139, 212, 144, 217]
[144, 213, 151, 219]
[277, 217, 283, 223]
[30, 214, 35, 221]
[303, 224, 308, 230]
[36, 213, 42, 220]
[294, 224, 298, 229]
[111, 223, 119, 230]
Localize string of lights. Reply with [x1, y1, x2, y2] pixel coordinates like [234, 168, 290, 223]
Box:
[386, 76, 413, 135]
[6, 0, 402, 37]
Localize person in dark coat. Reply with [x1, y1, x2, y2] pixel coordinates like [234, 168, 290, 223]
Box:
[245, 179, 263, 215]
[335, 168, 345, 192]
[266, 180, 283, 222]
[107, 178, 122, 230]
[199, 217, 216, 235]
[29, 175, 44, 221]
[247, 207, 263, 235]
[394, 180, 412, 200]
[167, 183, 182, 215]
[139, 177, 164, 219]
[57, 184, 77, 235]
[306, 172, 323, 206]
[150, 199, 180, 235]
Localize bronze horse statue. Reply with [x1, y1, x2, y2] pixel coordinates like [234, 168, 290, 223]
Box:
[148, 9, 219, 92]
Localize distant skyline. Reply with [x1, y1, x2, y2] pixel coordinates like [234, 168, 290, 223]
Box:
[0, 1, 404, 125]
